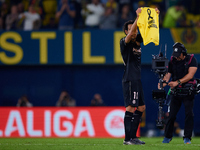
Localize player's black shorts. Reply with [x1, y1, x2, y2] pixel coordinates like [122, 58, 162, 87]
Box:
[122, 80, 145, 107]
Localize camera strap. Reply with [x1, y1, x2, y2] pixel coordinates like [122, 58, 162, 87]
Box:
[184, 54, 194, 75]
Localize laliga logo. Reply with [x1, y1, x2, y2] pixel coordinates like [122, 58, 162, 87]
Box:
[104, 110, 125, 137]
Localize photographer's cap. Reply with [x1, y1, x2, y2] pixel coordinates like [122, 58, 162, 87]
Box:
[172, 42, 186, 57]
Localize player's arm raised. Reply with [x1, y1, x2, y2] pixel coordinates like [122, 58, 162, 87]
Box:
[125, 8, 141, 43]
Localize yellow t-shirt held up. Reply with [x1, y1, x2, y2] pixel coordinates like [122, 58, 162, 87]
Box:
[137, 7, 159, 46]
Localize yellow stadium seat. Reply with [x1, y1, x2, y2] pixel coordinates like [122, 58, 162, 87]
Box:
[42, 0, 57, 14]
[22, 0, 29, 11]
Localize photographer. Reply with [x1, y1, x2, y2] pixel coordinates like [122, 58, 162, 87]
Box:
[90, 93, 105, 106]
[56, 90, 76, 107]
[16, 95, 33, 107]
[158, 42, 198, 144]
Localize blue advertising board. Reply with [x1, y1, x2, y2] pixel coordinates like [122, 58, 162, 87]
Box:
[0, 29, 188, 65]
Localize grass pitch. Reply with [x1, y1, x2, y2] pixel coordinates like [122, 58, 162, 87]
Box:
[0, 137, 200, 150]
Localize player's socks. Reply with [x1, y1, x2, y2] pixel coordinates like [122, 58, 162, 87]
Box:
[124, 111, 133, 141]
[134, 110, 143, 119]
[131, 110, 143, 138]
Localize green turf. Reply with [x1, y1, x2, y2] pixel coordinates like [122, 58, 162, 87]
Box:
[0, 137, 200, 150]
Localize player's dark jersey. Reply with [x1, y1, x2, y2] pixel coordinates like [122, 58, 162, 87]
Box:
[120, 34, 143, 81]
[168, 55, 198, 81]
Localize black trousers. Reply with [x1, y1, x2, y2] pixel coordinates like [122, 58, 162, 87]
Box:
[164, 94, 194, 139]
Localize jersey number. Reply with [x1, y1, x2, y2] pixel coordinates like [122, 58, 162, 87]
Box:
[133, 91, 138, 100]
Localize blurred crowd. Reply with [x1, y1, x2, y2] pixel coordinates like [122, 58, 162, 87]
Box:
[1, 0, 200, 31]
[16, 91, 105, 107]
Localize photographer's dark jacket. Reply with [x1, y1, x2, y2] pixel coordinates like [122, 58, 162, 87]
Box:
[120, 34, 143, 82]
[168, 54, 198, 81]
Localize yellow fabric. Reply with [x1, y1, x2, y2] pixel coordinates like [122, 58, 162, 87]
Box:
[43, 0, 57, 14]
[137, 7, 159, 46]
